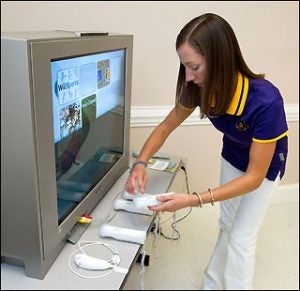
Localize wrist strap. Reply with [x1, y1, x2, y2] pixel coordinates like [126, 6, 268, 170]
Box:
[132, 161, 147, 168]
[131, 161, 147, 173]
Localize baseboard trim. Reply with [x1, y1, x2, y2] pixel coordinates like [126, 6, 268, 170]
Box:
[130, 103, 299, 127]
[271, 183, 299, 205]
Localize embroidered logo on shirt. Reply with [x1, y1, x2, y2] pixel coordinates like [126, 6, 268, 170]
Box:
[236, 119, 249, 131]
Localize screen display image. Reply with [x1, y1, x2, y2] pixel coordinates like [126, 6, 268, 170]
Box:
[51, 49, 126, 224]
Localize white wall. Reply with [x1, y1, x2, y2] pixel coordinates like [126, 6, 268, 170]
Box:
[2, 1, 298, 105]
[2, 1, 298, 190]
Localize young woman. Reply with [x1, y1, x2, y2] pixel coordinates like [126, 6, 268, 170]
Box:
[125, 13, 288, 290]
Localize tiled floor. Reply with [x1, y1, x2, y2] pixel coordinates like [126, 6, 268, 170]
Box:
[123, 185, 299, 290]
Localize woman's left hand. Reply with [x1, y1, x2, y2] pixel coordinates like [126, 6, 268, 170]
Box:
[149, 193, 191, 212]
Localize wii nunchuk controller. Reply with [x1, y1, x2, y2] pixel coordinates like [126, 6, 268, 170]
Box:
[133, 192, 175, 209]
[113, 198, 153, 216]
[99, 223, 146, 244]
[74, 253, 112, 270]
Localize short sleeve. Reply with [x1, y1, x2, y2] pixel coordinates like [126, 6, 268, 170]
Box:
[252, 97, 288, 143]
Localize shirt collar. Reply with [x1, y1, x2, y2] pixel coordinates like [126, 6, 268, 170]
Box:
[226, 72, 249, 116]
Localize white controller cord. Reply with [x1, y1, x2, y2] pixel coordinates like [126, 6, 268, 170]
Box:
[68, 240, 128, 279]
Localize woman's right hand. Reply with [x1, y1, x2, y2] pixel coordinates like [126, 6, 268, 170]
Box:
[125, 164, 148, 194]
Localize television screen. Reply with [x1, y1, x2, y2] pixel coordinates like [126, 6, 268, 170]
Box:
[51, 49, 126, 224]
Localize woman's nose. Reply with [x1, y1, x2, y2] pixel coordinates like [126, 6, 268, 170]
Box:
[185, 68, 195, 82]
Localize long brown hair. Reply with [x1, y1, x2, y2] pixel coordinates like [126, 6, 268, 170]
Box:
[175, 13, 264, 118]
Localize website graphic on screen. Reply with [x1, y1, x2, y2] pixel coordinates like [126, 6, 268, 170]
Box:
[51, 49, 126, 223]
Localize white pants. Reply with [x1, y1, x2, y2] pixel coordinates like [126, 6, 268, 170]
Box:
[201, 158, 280, 290]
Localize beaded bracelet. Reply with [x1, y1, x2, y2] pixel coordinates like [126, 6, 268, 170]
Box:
[192, 192, 203, 208]
[208, 188, 215, 206]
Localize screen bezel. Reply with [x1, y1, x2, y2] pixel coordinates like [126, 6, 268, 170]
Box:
[29, 35, 132, 260]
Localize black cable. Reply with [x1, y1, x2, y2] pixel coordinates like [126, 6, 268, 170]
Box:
[152, 164, 193, 240]
[180, 164, 190, 194]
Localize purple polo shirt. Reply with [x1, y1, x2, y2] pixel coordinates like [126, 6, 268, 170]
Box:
[179, 73, 288, 181]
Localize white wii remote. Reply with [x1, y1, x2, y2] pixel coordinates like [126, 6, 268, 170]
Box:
[114, 198, 153, 216]
[74, 253, 112, 270]
[99, 223, 146, 244]
[133, 192, 175, 209]
[122, 190, 133, 200]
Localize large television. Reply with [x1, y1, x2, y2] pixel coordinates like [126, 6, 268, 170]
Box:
[1, 31, 133, 279]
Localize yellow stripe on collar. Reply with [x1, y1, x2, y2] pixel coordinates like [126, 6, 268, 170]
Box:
[226, 73, 249, 116]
